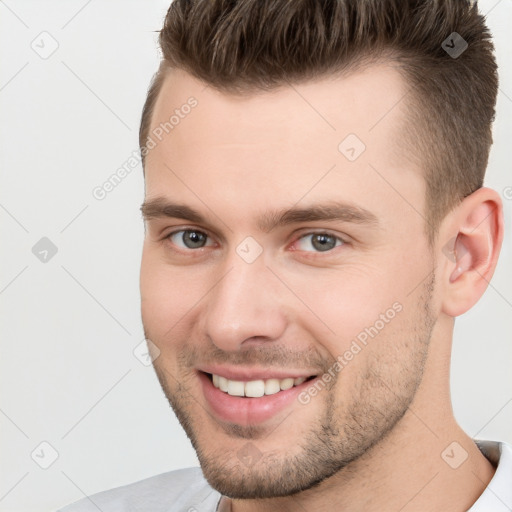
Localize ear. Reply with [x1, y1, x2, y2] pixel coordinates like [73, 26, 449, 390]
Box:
[440, 187, 504, 317]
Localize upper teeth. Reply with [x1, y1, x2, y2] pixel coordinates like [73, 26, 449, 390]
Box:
[212, 374, 308, 397]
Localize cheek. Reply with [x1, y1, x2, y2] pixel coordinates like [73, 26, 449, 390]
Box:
[282, 266, 392, 338]
[140, 248, 184, 339]
[280, 255, 420, 358]
[140, 249, 202, 340]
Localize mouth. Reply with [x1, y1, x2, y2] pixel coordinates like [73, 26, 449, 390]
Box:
[206, 372, 317, 398]
[198, 370, 320, 425]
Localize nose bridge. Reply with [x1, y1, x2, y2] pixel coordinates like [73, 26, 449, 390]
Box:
[203, 249, 285, 350]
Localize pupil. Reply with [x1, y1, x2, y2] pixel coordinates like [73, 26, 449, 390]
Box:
[312, 234, 335, 251]
[183, 230, 206, 248]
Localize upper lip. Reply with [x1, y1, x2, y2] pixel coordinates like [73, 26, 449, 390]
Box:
[197, 365, 318, 382]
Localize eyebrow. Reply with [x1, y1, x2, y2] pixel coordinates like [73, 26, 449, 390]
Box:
[140, 197, 378, 231]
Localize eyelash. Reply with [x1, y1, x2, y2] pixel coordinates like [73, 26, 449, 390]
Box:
[163, 228, 346, 255]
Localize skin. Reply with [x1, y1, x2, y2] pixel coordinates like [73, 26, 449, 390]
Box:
[139, 63, 503, 511]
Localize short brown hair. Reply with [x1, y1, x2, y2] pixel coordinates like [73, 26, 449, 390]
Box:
[139, 0, 498, 243]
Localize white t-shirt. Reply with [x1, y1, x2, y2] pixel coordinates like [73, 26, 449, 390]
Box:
[57, 440, 511, 512]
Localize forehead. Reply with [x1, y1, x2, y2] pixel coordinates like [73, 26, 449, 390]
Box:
[144, 65, 424, 228]
[148, 63, 408, 153]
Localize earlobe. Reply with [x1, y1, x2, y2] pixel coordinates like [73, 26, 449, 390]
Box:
[441, 188, 504, 317]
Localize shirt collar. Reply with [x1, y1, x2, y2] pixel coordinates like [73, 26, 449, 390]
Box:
[468, 440, 512, 511]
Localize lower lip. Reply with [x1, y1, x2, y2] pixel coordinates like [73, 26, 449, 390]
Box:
[198, 372, 316, 425]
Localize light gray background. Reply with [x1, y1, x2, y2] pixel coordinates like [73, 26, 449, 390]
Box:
[0, 1, 511, 511]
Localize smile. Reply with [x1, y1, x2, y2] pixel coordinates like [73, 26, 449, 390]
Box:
[209, 373, 316, 397]
[198, 371, 320, 425]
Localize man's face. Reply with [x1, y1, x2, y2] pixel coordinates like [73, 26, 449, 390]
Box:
[140, 64, 438, 498]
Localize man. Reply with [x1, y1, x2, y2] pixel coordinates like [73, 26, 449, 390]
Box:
[59, 0, 510, 510]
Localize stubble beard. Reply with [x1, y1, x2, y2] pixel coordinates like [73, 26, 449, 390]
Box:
[148, 276, 436, 499]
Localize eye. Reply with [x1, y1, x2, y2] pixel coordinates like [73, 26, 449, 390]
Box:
[167, 229, 213, 250]
[295, 232, 344, 252]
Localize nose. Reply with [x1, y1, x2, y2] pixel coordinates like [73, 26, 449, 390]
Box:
[202, 253, 287, 352]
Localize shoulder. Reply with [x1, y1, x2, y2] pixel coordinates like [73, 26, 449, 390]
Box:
[57, 467, 221, 512]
